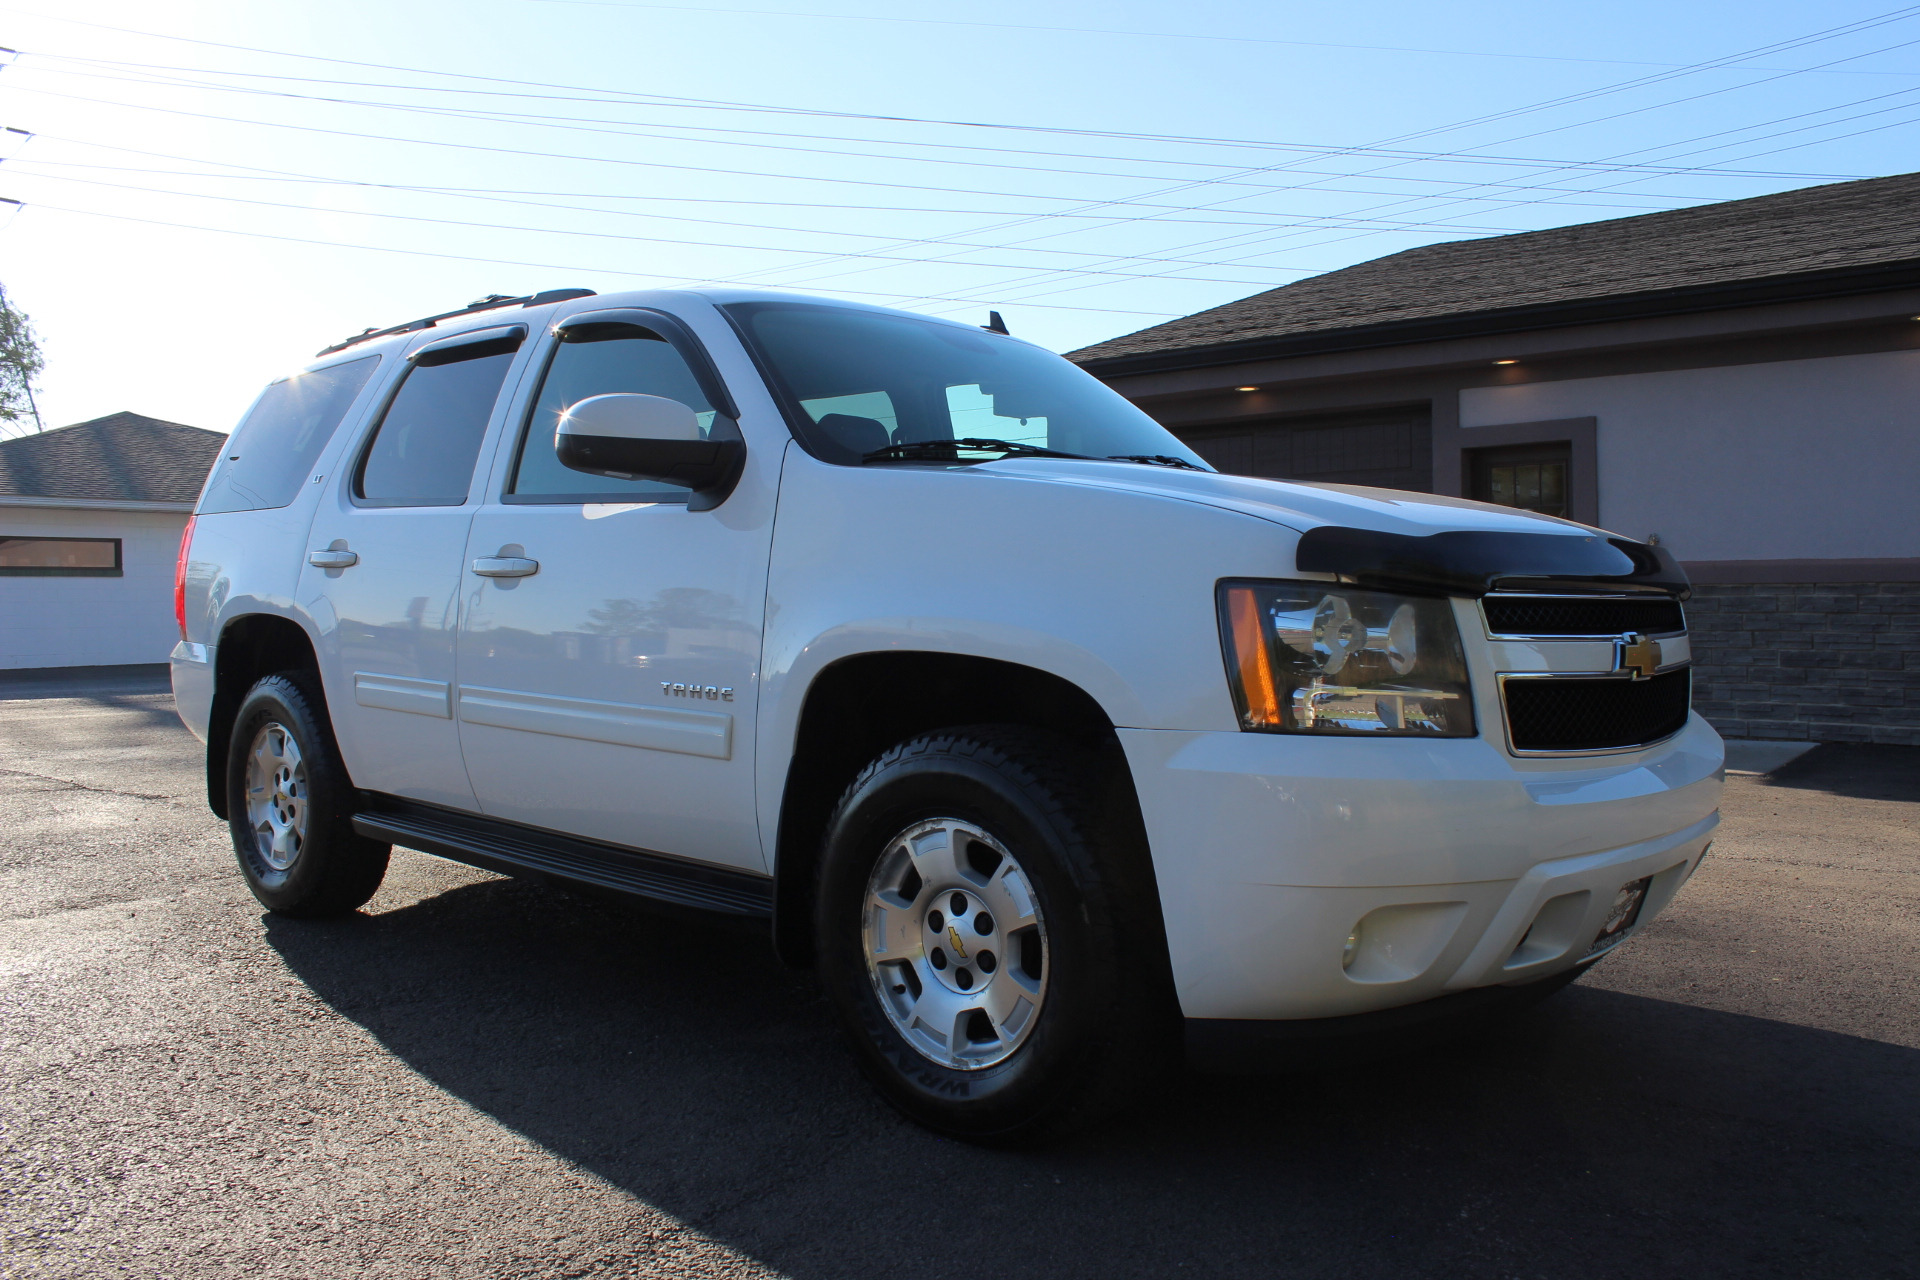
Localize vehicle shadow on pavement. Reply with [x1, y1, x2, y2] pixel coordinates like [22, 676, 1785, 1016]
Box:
[265, 872, 1920, 1280]
[0, 687, 185, 730]
[1758, 742, 1920, 803]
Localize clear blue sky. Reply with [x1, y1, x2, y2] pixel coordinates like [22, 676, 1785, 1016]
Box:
[3, 0, 1919, 436]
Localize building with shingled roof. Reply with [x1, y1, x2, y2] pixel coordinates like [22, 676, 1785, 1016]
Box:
[1, 412, 226, 670]
[1070, 172, 1920, 745]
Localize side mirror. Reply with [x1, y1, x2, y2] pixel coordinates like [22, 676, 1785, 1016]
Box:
[555, 393, 745, 510]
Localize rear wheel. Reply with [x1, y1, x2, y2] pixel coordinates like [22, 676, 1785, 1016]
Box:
[227, 674, 389, 916]
[815, 726, 1178, 1144]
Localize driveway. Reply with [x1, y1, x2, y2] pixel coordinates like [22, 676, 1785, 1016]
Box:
[2, 673, 1916, 1278]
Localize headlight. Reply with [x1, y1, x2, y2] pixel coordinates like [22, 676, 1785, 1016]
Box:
[1217, 580, 1474, 736]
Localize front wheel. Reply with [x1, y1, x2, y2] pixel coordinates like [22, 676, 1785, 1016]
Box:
[227, 674, 389, 917]
[815, 727, 1178, 1144]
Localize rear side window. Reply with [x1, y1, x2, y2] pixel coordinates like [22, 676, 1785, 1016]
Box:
[356, 334, 520, 507]
[198, 356, 379, 514]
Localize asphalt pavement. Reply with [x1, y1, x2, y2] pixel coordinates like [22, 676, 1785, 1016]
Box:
[2, 672, 1916, 1279]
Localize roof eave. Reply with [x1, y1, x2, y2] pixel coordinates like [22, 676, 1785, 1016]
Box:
[1071, 256, 1920, 378]
[0, 495, 196, 513]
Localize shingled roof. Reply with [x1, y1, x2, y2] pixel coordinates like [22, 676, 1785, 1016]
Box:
[1069, 170, 1920, 371]
[0, 412, 226, 504]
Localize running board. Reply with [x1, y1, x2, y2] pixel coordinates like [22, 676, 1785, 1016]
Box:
[352, 799, 773, 920]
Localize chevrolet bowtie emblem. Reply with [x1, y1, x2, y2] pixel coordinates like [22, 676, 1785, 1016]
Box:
[1616, 632, 1661, 681]
[947, 926, 968, 959]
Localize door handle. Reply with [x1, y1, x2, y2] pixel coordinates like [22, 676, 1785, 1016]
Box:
[471, 556, 539, 578]
[307, 548, 359, 569]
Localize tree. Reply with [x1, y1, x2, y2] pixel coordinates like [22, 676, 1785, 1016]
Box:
[0, 283, 44, 434]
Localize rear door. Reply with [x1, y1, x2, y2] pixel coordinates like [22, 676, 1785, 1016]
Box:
[302, 324, 530, 811]
[452, 306, 776, 872]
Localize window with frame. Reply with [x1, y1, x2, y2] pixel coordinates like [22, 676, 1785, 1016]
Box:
[0, 536, 123, 576]
[355, 332, 521, 507]
[1470, 442, 1571, 518]
[201, 355, 379, 514]
[508, 321, 720, 504]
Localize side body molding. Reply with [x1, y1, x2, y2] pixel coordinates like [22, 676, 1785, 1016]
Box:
[354, 672, 453, 718]
[456, 685, 733, 759]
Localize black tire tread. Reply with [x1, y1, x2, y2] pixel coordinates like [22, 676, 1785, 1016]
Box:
[819, 724, 1178, 1144]
[228, 672, 389, 917]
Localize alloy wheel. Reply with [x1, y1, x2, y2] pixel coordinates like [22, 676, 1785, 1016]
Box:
[243, 720, 308, 875]
[861, 817, 1049, 1069]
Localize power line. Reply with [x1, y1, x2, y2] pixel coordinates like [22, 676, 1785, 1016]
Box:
[516, 0, 1920, 76]
[752, 9, 1920, 296]
[17, 79, 1832, 242]
[7, 6, 1889, 307]
[8, 152, 1561, 238]
[0, 12, 1867, 178]
[7, 2, 1913, 332]
[987, 92, 1920, 313]
[821, 9, 1920, 309]
[17, 55, 1857, 185]
[7, 200, 1180, 319]
[958, 11, 1920, 299]
[3, 168, 1328, 285]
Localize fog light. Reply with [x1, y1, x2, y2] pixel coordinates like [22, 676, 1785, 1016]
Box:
[1341, 928, 1361, 971]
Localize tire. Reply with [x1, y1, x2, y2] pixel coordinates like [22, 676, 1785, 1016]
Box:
[814, 726, 1179, 1144]
[226, 673, 390, 917]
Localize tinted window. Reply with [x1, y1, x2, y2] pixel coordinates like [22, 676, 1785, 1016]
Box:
[0, 536, 121, 576]
[510, 323, 719, 503]
[357, 343, 517, 507]
[724, 302, 1207, 468]
[199, 356, 378, 514]
[1472, 442, 1572, 518]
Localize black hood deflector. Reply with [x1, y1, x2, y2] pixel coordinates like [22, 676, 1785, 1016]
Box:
[1294, 526, 1690, 599]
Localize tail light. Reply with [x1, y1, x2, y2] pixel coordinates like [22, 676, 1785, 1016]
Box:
[173, 515, 196, 640]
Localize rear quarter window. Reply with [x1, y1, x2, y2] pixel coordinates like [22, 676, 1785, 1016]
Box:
[199, 356, 380, 514]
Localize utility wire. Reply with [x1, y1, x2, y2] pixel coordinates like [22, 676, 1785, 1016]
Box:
[14, 61, 1854, 198]
[756, 9, 1920, 297]
[9, 6, 1894, 303]
[6, 154, 1544, 239]
[517, 0, 1920, 75]
[0, 9, 1874, 175]
[8, 200, 1179, 318]
[18, 51, 1863, 181]
[897, 15, 1920, 310]
[8, 4, 1914, 327]
[4, 168, 1323, 285]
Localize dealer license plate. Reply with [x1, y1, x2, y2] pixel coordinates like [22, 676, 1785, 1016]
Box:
[1585, 876, 1652, 957]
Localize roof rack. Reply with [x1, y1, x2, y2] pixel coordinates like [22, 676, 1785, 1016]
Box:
[315, 287, 598, 358]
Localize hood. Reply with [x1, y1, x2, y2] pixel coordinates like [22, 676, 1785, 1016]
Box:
[974, 458, 1579, 535]
[974, 458, 1688, 598]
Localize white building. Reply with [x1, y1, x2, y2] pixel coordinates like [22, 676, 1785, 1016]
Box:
[1, 413, 226, 671]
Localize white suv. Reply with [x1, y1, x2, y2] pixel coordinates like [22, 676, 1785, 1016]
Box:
[171, 286, 1723, 1142]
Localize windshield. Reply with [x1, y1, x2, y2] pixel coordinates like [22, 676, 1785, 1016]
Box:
[723, 301, 1210, 469]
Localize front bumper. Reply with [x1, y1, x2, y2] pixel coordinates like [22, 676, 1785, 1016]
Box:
[1121, 712, 1723, 1021]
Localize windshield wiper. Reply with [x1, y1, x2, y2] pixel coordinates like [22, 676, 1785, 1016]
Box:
[1107, 454, 1205, 470]
[862, 437, 1094, 464]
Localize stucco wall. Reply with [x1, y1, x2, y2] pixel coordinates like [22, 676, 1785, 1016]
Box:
[1457, 348, 1920, 562]
[0, 507, 190, 669]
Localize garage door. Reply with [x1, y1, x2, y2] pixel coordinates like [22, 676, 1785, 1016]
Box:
[1179, 406, 1432, 492]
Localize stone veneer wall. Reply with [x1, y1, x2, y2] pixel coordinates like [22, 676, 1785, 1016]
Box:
[1687, 582, 1920, 745]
